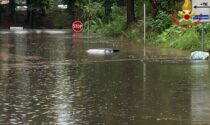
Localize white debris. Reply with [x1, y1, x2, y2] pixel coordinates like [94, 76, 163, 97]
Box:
[58, 5, 68, 9]
[10, 27, 23, 30]
[86, 48, 119, 55]
[191, 51, 209, 60]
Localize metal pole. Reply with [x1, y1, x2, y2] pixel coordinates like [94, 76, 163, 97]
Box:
[88, 0, 90, 36]
[144, 3, 146, 57]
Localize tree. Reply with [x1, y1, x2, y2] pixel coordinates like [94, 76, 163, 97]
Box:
[126, 0, 135, 26]
[9, 0, 16, 24]
[40, 0, 49, 16]
[116, 0, 126, 6]
[150, 0, 158, 17]
[26, 0, 31, 23]
[26, 0, 50, 28]
[103, 0, 112, 23]
[150, 0, 181, 18]
[62, 0, 76, 23]
[0, 5, 2, 22]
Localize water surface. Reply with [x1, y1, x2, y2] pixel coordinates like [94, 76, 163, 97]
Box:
[0, 30, 210, 125]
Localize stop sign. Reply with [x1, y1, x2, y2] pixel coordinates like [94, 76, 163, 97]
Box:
[72, 21, 83, 32]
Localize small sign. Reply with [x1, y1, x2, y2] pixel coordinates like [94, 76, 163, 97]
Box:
[72, 21, 83, 32]
[194, 15, 209, 19]
[10, 27, 23, 30]
[192, 0, 210, 22]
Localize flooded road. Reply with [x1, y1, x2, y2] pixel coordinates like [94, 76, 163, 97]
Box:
[0, 30, 210, 125]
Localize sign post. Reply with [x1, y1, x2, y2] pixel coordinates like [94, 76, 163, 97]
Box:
[72, 21, 83, 32]
[144, 3, 146, 57]
[192, 0, 210, 51]
[193, 0, 210, 22]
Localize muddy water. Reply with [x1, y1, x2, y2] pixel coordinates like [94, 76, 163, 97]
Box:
[0, 30, 210, 125]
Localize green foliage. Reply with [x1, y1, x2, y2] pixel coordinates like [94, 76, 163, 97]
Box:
[81, 1, 105, 19]
[84, 18, 103, 33]
[156, 25, 200, 50]
[175, 29, 200, 50]
[158, 0, 176, 13]
[144, 17, 158, 41]
[125, 27, 141, 41]
[151, 11, 172, 33]
[200, 23, 210, 50]
[48, 0, 60, 10]
[52, 11, 69, 29]
[78, 1, 105, 32]
[100, 5, 126, 36]
[149, 0, 181, 15]
[62, 0, 76, 8]
[135, 1, 143, 19]
[28, 0, 50, 11]
[122, 20, 144, 42]
[196, 23, 210, 33]
[194, 23, 210, 50]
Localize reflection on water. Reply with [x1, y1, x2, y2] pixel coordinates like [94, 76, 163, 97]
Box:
[190, 63, 210, 125]
[0, 30, 210, 125]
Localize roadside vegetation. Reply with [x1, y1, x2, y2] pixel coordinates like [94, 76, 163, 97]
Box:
[0, 0, 210, 51]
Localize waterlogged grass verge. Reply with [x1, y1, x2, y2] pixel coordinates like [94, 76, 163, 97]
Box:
[155, 25, 201, 50]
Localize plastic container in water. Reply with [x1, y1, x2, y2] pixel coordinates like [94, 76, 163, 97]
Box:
[86, 48, 119, 55]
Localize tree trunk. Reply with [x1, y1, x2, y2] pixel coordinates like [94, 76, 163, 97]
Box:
[41, 8, 46, 16]
[9, 0, 16, 24]
[104, 0, 113, 23]
[67, 0, 76, 23]
[150, 0, 159, 18]
[26, 0, 31, 23]
[31, 10, 36, 28]
[116, 0, 126, 6]
[0, 6, 2, 23]
[26, 0, 36, 28]
[126, 0, 135, 26]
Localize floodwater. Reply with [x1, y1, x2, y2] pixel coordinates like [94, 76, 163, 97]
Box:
[0, 30, 210, 125]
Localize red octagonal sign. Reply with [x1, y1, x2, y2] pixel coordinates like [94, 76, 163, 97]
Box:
[72, 21, 83, 32]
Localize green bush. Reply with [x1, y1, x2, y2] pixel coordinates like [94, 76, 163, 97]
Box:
[156, 25, 200, 50]
[84, 18, 103, 33]
[124, 26, 141, 42]
[151, 11, 172, 33]
[81, 1, 105, 20]
[100, 5, 126, 36]
[81, 1, 104, 32]
[176, 29, 200, 50]
[195, 23, 210, 50]
[53, 11, 69, 29]
[205, 23, 210, 49]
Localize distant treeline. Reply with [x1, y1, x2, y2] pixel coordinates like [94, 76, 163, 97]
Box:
[0, 0, 184, 29]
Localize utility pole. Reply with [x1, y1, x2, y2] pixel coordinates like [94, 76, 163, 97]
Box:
[144, 2, 146, 57]
[9, 0, 16, 24]
[88, 0, 90, 36]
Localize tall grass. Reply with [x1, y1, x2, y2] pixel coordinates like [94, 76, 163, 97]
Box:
[100, 5, 126, 37]
[156, 25, 201, 50]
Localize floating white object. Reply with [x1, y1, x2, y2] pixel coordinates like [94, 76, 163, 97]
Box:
[16, 6, 28, 11]
[86, 48, 119, 55]
[10, 27, 23, 30]
[191, 51, 209, 60]
[0, 0, 9, 5]
[58, 5, 68, 9]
